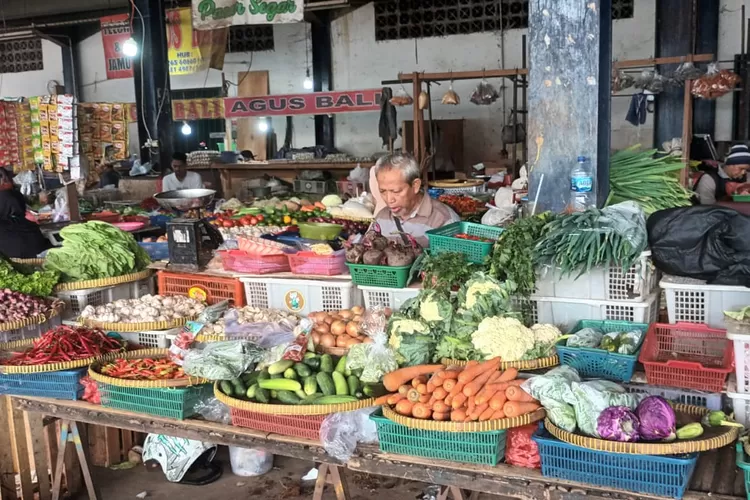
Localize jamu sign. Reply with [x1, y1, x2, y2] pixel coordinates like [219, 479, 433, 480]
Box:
[224, 89, 382, 118]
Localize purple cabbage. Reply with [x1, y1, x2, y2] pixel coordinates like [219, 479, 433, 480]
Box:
[597, 406, 641, 442]
[636, 396, 676, 442]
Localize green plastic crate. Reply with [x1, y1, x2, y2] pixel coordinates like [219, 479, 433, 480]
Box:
[346, 263, 411, 288]
[426, 222, 503, 263]
[99, 383, 213, 420]
[370, 410, 506, 465]
[733, 195, 750, 202]
[736, 443, 750, 500]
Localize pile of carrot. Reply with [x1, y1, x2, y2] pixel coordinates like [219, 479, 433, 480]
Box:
[376, 357, 542, 422]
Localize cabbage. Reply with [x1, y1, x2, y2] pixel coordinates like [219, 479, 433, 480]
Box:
[636, 396, 676, 441]
[597, 406, 641, 442]
[321, 194, 343, 207]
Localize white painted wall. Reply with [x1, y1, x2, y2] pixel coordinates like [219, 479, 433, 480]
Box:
[0, 39, 65, 98]
[716, 0, 748, 141]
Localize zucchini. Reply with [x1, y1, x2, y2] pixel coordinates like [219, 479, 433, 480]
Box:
[303, 376, 318, 396]
[268, 360, 294, 375]
[276, 390, 302, 404]
[320, 354, 334, 374]
[246, 384, 258, 399]
[332, 371, 348, 396]
[258, 378, 302, 392]
[315, 395, 358, 405]
[293, 363, 312, 378]
[347, 375, 360, 397]
[334, 356, 347, 374]
[219, 380, 233, 397]
[316, 372, 336, 396]
[255, 388, 270, 403]
[283, 368, 298, 380]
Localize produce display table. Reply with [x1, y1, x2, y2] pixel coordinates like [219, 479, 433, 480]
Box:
[10, 396, 745, 500]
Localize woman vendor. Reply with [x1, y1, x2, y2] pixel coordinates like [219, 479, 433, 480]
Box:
[0, 168, 50, 258]
[370, 153, 459, 248]
[694, 144, 750, 204]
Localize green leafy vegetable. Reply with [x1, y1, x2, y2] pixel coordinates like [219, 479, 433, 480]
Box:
[0, 255, 59, 296]
[421, 251, 483, 293]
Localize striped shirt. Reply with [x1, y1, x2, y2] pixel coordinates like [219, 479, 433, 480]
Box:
[373, 194, 460, 248]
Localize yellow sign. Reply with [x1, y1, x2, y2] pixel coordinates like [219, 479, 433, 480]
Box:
[284, 290, 305, 313]
[188, 285, 209, 303]
[167, 8, 204, 75]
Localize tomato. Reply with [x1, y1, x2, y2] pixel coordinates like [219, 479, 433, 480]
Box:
[249, 217, 258, 226]
[256, 214, 265, 222]
[222, 220, 234, 228]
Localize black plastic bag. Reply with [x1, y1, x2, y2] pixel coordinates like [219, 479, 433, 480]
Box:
[647, 206, 750, 286]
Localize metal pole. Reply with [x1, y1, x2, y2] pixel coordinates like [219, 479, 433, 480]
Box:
[522, 34, 528, 165]
[426, 82, 435, 180]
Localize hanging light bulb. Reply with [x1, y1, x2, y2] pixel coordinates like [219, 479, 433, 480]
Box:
[122, 37, 138, 57]
[303, 69, 313, 90]
[257, 119, 269, 132]
[181, 121, 192, 135]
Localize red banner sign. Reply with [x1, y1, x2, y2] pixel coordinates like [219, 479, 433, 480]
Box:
[100, 14, 134, 80]
[172, 98, 225, 120]
[224, 89, 382, 118]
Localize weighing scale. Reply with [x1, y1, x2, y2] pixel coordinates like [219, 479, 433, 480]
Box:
[154, 189, 223, 271]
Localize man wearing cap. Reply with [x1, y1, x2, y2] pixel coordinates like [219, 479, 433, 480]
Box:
[694, 144, 750, 204]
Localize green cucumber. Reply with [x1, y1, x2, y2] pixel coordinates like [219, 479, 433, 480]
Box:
[316, 372, 335, 396]
[257, 369, 270, 381]
[276, 390, 302, 404]
[334, 356, 347, 374]
[231, 378, 246, 396]
[258, 378, 302, 392]
[302, 393, 323, 404]
[219, 380, 233, 396]
[315, 395, 358, 404]
[320, 354, 334, 373]
[293, 363, 312, 378]
[303, 356, 320, 369]
[246, 384, 258, 399]
[241, 371, 259, 386]
[303, 376, 318, 396]
[283, 368, 298, 380]
[363, 383, 387, 398]
[255, 388, 270, 403]
[332, 371, 348, 396]
[295, 389, 307, 400]
[268, 360, 295, 375]
[270, 373, 283, 379]
[347, 375, 360, 397]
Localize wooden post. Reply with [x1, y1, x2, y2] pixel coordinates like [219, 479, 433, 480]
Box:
[0, 397, 19, 500]
[313, 463, 350, 500]
[24, 413, 52, 500]
[6, 399, 33, 500]
[682, 78, 694, 186]
[412, 72, 422, 165]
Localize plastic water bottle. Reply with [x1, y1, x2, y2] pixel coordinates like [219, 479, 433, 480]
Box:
[570, 156, 594, 211]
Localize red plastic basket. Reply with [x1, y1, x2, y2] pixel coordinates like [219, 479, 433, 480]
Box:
[157, 270, 246, 306]
[229, 408, 325, 440]
[220, 250, 290, 274]
[639, 322, 733, 392]
[288, 250, 346, 276]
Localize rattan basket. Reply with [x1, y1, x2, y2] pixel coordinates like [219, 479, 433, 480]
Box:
[382, 404, 545, 432]
[441, 354, 560, 371]
[544, 403, 740, 455]
[10, 258, 45, 266]
[214, 382, 376, 416]
[88, 348, 207, 388]
[79, 315, 196, 333]
[55, 269, 153, 292]
[0, 299, 64, 333]
[0, 338, 123, 375]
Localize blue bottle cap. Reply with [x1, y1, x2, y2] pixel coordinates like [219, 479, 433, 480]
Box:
[577, 156, 586, 162]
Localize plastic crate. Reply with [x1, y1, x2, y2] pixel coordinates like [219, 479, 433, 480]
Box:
[157, 271, 245, 306]
[728, 392, 750, 427]
[0, 368, 85, 400]
[536, 251, 657, 302]
[293, 179, 328, 194]
[113, 328, 180, 349]
[139, 242, 169, 261]
[230, 408, 325, 440]
[220, 250, 291, 274]
[241, 276, 359, 316]
[0, 314, 62, 344]
[528, 292, 659, 332]
[149, 215, 173, 230]
[639, 323, 733, 392]
[426, 222, 503, 264]
[359, 285, 420, 311]
[288, 251, 347, 276]
[370, 410, 506, 466]
[730, 332, 750, 395]
[736, 443, 750, 500]
[661, 275, 750, 328]
[56, 277, 154, 320]
[347, 263, 411, 288]
[533, 429, 698, 499]
[556, 320, 649, 382]
[623, 383, 722, 410]
[99, 383, 212, 420]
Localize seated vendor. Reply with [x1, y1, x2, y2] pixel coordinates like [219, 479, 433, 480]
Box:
[162, 152, 204, 191]
[0, 168, 50, 258]
[372, 153, 459, 248]
[694, 144, 750, 204]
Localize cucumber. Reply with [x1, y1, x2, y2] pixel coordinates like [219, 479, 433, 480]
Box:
[293, 363, 312, 378]
[257, 369, 270, 381]
[270, 390, 278, 399]
[303, 376, 318, 396]
[303, 356, 320, 369]
[316, 372, 336, 396]
[332, 371, 348, 396]
[315, 395, 358, 405]
[295, 389, 308, 400]
[241, 371, 259, 386]
[363, 383, 388, 398]
[268, 360, 294, 375]
[219, 380, 234, 396]
[303, 352, 317, 361]
[246, 384, 258, 399]
[283, 368, 298, 380]
[270, 373, 283, 379]
[347, 375, 360, 397]
[258, 378, 303, 392]
[320, 354, 334, 373]
[276, 390, 302, 404]
[231, 378, 246, 396]
[334, 356, 347, 374]
[255, 388, 270, 403]
[302, 393, 323, 405]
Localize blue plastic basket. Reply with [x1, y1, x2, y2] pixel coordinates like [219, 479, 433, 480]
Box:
[533, 429, 698, 499]
[0, 368, 85, 400]
[139, 242, 169, 261]
[149, 215, 172, 230]
[555, 320, 649, 382]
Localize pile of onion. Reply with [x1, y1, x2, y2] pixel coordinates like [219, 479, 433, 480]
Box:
[309, 306, 372, 349]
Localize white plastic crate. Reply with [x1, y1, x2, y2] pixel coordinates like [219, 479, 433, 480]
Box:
[661, 275, 750, 328]
[535, 251, 657, 302]
[528, 292, 660, 332]
[623, 382, 722, 410]
[56, 277, 156, 320]
[0, 315, 63, 344]
[359, 285, 420, 311]
[729, 392, 750, 426]
[728, 332, 750, 395]
[115, 328, 180, 348]
[240, 277, 361, 316]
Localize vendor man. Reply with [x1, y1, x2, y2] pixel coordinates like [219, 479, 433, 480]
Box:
[161, 152, 204, 191]
[694, 144, 750, 204]
[371, 153, 459, 248]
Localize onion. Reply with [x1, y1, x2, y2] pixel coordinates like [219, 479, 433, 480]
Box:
[336, 335, 349, 348]
[323, 315, 334, 325]
[351, 306, 364, 315]
[311, 331, 321, 344]
[314, 323, 330, 335]
[345, 321, 359, 338]
[338, 310, 353, 320]
[320, 333, 336, 347]
[330, 320, 347, 336]
[352, 315, 362, 323]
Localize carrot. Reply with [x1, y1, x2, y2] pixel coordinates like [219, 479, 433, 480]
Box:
[450, 409, 467, 422]
[451, 393, 468, 410]
[416, 383, 429, 395]
[497, 367, 519, 382]
[432, 387, 448, 401]
[395, 399, 414, 416]
[487, 371, 504, 384]
[433, 411, 450, 421]
[398, 385, 411, 396]
[448, 380, 466, 399]
[387, 393, 406, 406]
[466, 360, 479, 367]
[479, 406, 495, 421]
[441, 370, 460, 380]
[467, 395, 475, 414]
[490, 409, 505, 420]
[476, 384, 502, 406]
[426, 381, 436, 393]
[418, 394, 430, 404]
[458, 357, 501, 384]
[383, 365, 444, 392]
[463, 368, 496, 397]
[412, 403, 432, 419]
[430, 371, 445, 385]
[433, 401, 450, 414]
[407, 389, 421, 403]
[442, 379, 457, 392]
[489, 392, 508, 411]
[469, 403, 488, 421]
[505, 385, 536, 403]
[503, 401, 541, 418]
[374, 394, 391, 405]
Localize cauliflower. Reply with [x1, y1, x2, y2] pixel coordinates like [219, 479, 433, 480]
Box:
[388, 318, 430, 350]
[471, 317, 533, 361]
[465, 281, 501, 310]
[526, 323, 563, 359]
[418, 289, 452, 325]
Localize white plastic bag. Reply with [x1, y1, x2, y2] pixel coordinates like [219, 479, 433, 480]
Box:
[348, 164, 370, 184]
[320, 409, 379, 462]
[228, 446, 273, 477]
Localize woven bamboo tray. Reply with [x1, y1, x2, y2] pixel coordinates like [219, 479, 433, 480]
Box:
[0, 338, 124, 375]
[88, 348, 207, 388]
[10, 258, 45, 266]
[544, 403, 740, 455]
[315, 345, 349, 356]
[79, 315, 196, 333]
[331, 214, 374, 222]
[428, 179, 483, 189]
[0, 299, 64, 333]
[441, 354, 560, 371]
[214, 382, 376, 416]
[55, 269, 153, 292]
[382, 404, 545, 432]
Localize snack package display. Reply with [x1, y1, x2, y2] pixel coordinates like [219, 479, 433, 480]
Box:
[692, 63, 741, 99]
[470, 80, 500, 105]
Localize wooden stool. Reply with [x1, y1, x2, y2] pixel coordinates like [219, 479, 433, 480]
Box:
[437, 485, 480, 500]
[313, 463, 350, 500]
[51, 421, 100, 500]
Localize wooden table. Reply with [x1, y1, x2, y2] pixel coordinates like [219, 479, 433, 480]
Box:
[7, 396, 745, 500]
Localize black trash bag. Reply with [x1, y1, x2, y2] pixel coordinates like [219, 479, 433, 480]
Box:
[647, 205, 750, 286]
